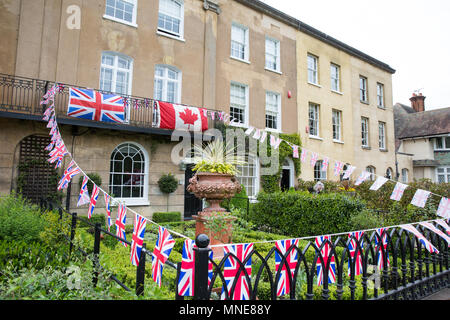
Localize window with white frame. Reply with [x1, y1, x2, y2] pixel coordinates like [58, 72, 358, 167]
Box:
[366, 166, 376, 181]
[100, 52, 133, 95]
[307, 54, 318, 84]
[377, 83, 385, 108]
[378, 121, 386, 150]
[314, 160, 327, 181]
[401, 168, 409, 183]
[104, 0, 137, 25]
[230, 82, 248, 125]
[330, 63, 340, 92]
[434, 136, 450, 151]
[436, 167, 450, 183]
[236, 155, 259, 200]
[154, 65, 181, 103]
[361, 117, 369, 147]
[265, 37, 280, 72]
[265, 91, 281, 131]
[158, 0, 184, 38]
[360, 76, 368, 102]
[231, 23, 249, 62]
[332, 109, 342, 141]
[109, 142, 148, 203]
[309, 103, 320, 137]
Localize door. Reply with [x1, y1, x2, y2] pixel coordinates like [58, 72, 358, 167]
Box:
[184, 164, 203, 219]
[281, 169, 290, 192]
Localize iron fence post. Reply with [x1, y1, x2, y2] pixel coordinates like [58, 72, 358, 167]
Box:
[175, 262, 184, 300]
[193, 234, 211, 300]
[93, 222, 101, 287]
[69, 212, 77, 257]
[135, 243, 146, 296]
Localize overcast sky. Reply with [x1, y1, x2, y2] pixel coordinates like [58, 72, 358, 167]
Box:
[261, 0, 450, 110]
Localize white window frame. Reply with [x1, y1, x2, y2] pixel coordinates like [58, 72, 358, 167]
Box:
[229, 81, 249, 127]
[100, 51, 133, 96]
[157, 0, 184, 39]
[401, 168, 409, 183]
[265, 91, 281, 132]
[153, 65, 182, 104]
[314, 160, 327, 181]
[236, 154, 260, 202]
[360, 76, 368, 103]
[265, 37, 281, 73]
[307, 54, 319, 85]
[361, 117, 369, 147]
[377, 83, 385, 108]
[103, 0, 138, 28]
[109, 142, 149, 206]
[378, 121, 386, 150]
[332, 109, 342, 142]
[230, 22, 250, 63]
[436, 167, 450, 183]
[366, 166, 376, 181]
[434, 136, 450, 151]
[308, 102, 320, 138]
[330, 63, 340, 92]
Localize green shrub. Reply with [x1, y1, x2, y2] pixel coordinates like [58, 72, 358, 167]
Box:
[152, 212, 181, 223]
[249, 191, 366, 237]
[158, 173, 178, 194]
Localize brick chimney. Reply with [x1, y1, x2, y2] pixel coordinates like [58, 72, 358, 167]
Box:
[409, 93, 426, 112]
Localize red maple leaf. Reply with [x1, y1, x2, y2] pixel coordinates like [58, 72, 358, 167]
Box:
[179, 108, 198, 129]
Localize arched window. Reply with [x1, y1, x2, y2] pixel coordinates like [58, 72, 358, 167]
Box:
[281, 158, 295, 191]
[154, 65, 181, 103]
[236, 154, 259, 200]
[109, 142, 149, 205]
[386, 167, 394, 179]
[100, 52, 133, 95]
[401, 168, 409, 183]
[366, 166, 376, 181]
[314, 160, 327, 181]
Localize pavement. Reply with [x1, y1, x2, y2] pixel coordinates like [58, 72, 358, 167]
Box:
[422, 288, 450, 300]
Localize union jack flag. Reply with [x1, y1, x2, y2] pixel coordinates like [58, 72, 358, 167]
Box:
[321, 157, 330, 172]
[355, 171, 371, 186]
[104, 193, 112, 231]
[48, 141, 67, 167]
[437, 197, 450, 219]
[130, 213, 147, 266]
[400, 224, 439, 254]
[177, 239, 214, 297]
[348, 231, 364, 276]
[436, 219, 450, 235]
[115, 203, 127, 247]
[419, 221, 450, 247]
[221, 243, 254, 300]
[333, 161, 344, 176]
[375, 228, 390, 270]
[67, 87, 125, 123]
[77, 176, 90, 207]
[300, 148, 308, 163]
[310, 152, 319, 167]
[152, 226, 175, 287]
[315, 236, 336, 286]
[275, 239, 299, 296]
[57, 160, 81, 191]
[342, 165, 356, 180]
[88, 184, 100, 219]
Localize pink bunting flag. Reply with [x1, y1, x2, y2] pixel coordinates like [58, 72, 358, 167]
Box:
[321, 157, 329, 172]
[292, 145, 299, 159]
[333, 160, 343, 176]
[260, 131, 267, 143]
[244, 126, 254, 136]
[437, 197, 450, 219]
[300, 148, 307, 163]
[410, 189, 431, 208]
[390, 182, 408, 201]
[355, 171, 371, 186]
[342, 165, 356, 180]
[270, 135, 282, 149]
[253, 129, 261, 140]
[369, 176, 388, 191]
[310, 152, 318, 167]
[400, 224, 439, 254]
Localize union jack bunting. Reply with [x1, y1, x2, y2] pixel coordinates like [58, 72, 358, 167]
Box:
[44, 141, 55, 152]
[321, 157, 329, 172]
[375, 228, 390, 270]
[437, 197, 450, 219]
[292, 145, 299, 159]
[355, 171, 371, 186]
[221, 243, 254, 300]
[300, 148, 308, 163]
[77, 176, 90, 207]
[67, 87, 125, 123]
[57, 160, 81, 191]
[152, 226, 175, 287]
[48, 141, 67, 169]
[88, 184, 100, 219]
[275, 239, 299, 296]
[177, 239, 214, 297]
[260, 131, 267, 143]
[369, 176, 388, 191]
[390, 182, 408, 201]
[104, 193, 112, 231]
[310, 152, 319, 167]
[435, 219, 450, 235]
[342, 165, 356, 180]
[400, 224, 439, 254]
[333, 161, 344, 176]
[252, 129, 261, 140]
[270, 135, 282, 150]
[43, 106, 54, 121]
[347, 231, 364, 276]
[244, 126, 254, 136]
[130, 214, 147, 266]
[115, 203, 127, 247]
[410, 189, 431, 208]
[315, 236, 336, 286]
[419, 222, 450, 247]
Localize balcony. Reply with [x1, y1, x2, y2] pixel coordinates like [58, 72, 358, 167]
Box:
[0, 73, 220, 136]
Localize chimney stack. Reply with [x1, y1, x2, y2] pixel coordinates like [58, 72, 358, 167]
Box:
[409, 92, 426, 112]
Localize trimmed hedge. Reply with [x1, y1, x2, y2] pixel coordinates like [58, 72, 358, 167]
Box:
[152, 211, 182, 223]
[249, 190, 366, 237]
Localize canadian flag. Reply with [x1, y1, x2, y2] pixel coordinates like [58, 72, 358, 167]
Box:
[156, 101, 208, 132]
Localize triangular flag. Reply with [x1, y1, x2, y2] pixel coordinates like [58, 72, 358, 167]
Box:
[390, 182, 408, 201]
[77, 176, 90, 206]
[369, 176, 388, 191]
[400, 224, 439, 254]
